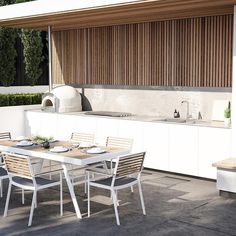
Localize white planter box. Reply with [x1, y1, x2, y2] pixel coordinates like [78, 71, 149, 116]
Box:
[217, 169, 236, 193]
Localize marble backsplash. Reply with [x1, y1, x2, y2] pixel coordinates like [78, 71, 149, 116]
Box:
[76, 88, 231, 121]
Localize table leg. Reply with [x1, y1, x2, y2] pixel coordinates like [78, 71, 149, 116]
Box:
[62, 163, 82, 219]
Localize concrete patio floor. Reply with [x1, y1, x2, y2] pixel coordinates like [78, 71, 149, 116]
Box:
[0, 169, 236, 236]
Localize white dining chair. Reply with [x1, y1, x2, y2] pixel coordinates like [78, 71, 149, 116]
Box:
[0, 132, 11, 198]
[88, 136, 134, 194]
[68, 132, 95, 192]
[87, 152, 146, 225]
[2, 152, 63, 227]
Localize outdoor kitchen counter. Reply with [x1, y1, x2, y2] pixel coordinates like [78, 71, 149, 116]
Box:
[25, 109, 232, 179]
[29, 110, 231, 129]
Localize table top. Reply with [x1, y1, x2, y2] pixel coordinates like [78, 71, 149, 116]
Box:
[0, 140, 128, 165]
[212, 158, 236, 170]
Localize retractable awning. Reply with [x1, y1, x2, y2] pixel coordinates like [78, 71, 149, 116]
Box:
[0, 0, 235, 31]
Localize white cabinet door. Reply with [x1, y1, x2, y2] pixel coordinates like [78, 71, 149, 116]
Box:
[143, 122, 169, 171]
[169, 125, 198, 176]
[56, 115, 97, 141]
[26, 111, 59, 138]
[198, 127, 231, 179]
[96, 118, 119, 146]
[117, 120, 144, 153]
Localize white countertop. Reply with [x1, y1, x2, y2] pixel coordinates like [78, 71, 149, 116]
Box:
[27, 109, 231, 129]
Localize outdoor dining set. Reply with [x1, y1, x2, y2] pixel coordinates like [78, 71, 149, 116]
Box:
[0, 132, 146, 227]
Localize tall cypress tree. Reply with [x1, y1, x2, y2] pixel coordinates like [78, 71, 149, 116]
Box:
[16, 0, 44, 86]
[0, 0, 17, 86]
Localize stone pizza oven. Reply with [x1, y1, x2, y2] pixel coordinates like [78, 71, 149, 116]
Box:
[41, 85, 82, 113]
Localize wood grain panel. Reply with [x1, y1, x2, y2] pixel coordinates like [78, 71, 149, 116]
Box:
[0, 0, 234, 30]
[52, 15, 233, 87]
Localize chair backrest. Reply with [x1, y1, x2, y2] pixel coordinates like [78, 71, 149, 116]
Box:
[106, 136, 133, 151]
[70, 132, 95, 143]
[0, 132, 11, 140]
[2, 152, 33, 179]
[114, 152, 146, 178]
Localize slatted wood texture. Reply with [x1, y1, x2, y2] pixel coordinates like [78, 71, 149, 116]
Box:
[0, 132, 11, 140]
[0, 0, 234, 30]
[52, 14, 233, 87]
[3, 153, 31, 178]
[70, 132, 95, 144]
[106, 137, 133, 151]
[116, 152, 145, 177]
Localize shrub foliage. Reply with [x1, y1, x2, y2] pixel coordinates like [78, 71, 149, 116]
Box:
[0, 93, 42, 106]
[0, 0, 17, 86]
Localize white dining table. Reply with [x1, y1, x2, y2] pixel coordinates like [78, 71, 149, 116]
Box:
[0, 140, 128, 219]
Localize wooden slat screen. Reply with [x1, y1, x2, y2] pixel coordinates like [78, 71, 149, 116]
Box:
[52, 15, 233, 87]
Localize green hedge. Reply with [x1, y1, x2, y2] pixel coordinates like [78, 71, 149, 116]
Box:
[0, 93, 42, 107]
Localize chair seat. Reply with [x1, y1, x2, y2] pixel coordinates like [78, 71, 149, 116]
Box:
[0, 167, 7, 177]
[12, 176, 59, 188]
[91, 176, 137, 187]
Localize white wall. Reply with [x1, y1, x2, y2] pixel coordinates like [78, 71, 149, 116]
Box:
[0, 105, 41, 139]
[0, 85, 48, 94]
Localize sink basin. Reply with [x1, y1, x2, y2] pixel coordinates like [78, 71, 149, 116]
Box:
[152, 118, 209, 125]
[187, 120, 209, 125]
[153, 118, 187, 123]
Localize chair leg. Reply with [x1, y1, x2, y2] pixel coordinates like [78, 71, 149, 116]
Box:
[115, 190, 119, 206]
[111, 189, 120, 226]
[0, 179, 2, 198]
[138, 181, 146, 215]
[4, 182, 12, 217]
[131, 185, 134, 193]
[60, 173, 63, 216]
[34, 191, 37, 208]
[49, 160, 52, 180]
[28, 190, 36, 227]
[22, 189, 25, 204]
[84, 174, 87, 195]
[87, 173, 90, 217]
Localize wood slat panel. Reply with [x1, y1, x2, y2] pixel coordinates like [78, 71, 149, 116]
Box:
[116, 152, 145, 177]
[52, 14, 233, 87]
[70, 132, 95, 144]
[0, 0, 234, 30]
[3, 154, 31, 177]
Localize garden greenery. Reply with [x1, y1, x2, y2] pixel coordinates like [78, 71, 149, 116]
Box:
[21, 29, 44, 86]
[0, 0, 17, 86]
[0, 93, 42, 106]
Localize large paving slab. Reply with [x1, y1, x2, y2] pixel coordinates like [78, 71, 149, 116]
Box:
[0, 170, 235, 236]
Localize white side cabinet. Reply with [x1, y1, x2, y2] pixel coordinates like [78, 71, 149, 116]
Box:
[198, 127, 231, 179]
[96, 118, 119, 145]
[169, 125, 198, 176]
[118, 120, 144, 153]
[25, 111, 59, 138]
[143, 123, 169, 171]
[56, 115, 97, 141]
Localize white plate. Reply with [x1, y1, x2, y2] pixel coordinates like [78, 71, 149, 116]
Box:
[49, 147, 69, 153]
[79, 142, 94, 148]
[16, 141, 33, 147]
[86, 148, 106, 154]
[15, 136, 30, 141]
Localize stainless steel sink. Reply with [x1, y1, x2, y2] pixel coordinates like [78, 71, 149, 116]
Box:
[153, 118, 187, 123]
[152, 118, 209, 125]
[187, 120, 209, 125]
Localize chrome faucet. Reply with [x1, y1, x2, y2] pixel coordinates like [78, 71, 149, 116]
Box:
[181, 100, 191, 119]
